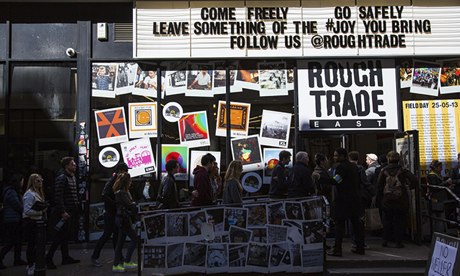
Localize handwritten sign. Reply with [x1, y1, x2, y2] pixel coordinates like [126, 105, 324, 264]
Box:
[426, 232, 460, 276]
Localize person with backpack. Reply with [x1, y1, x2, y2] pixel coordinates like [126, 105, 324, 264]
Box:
[90, 162, 129, 267]
[157, 159, 180, 209]
[376, 151, 417, 248]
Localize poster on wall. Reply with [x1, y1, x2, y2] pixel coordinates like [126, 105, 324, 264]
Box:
[143, 245, 166, 272]
[166, 213, 189, 241]
[259, 110, 291, 148]
[183, 243, 207, 272]
[246, 242, 270, 273]
[98, 146, 120, 168]
[115, 62, 138, 95]
[167, 243, 184, 274]
[235, 69, 260, 90]
[269, 242, 291, 273]
[186, 63, 214, 97]
[189, 151, 221, 187]
[228, 244, 248, 273]
[395, 135, 416, 174]
[178, 111, 210, 148]
[161, 144, 189, 180]
[244, 204, 267, 227]
[263, 148, 293, 184]
[163, 102, 183, 123]
[297, 59, 399, 131]
[120, 138, 156, 178]
[128, 102, 157, 139]
[206, 243, 229, 273]
[439, 59, 460, 94]
[241, 172, 262, 193]
[91, 63, 117, 98]
[144, 213, 166, 243]
[94, 107, 128, 146]
[258, 62, 288, 97]
[134, 69, 166, 98]
[216, 101, 251, 138]
[213, 62, 239, 94]
[231, 135, 264, 172]
[399, 59, 413, 89]
[410, 60, 441, 97]
[403, 99, 460, 177]
[166, 61, 188, 96]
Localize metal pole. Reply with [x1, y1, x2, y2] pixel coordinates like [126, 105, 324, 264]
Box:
[136, 220, 142, 276]
[293, 66, 299, 153]
[225, 63, 231, 167]
[34, 220, 47, 276]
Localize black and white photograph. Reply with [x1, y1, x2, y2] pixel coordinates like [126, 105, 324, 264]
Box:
[266, 202, 286, 225]
[247, 242, 270, 273]
[206, 243, 228, 273]
[250, 227, 267, 243]
[229, 226, 252, 243]
[91, 63, 117, 98]
[301, 198, 323, 220]
[189, 210, 207, 239]
[259, 110, 291, 148]
[269, 242, 291, 273]
[186, 63, 214, 97]
[244, 203, 267, 227]
[302, 220, 324, 244]
[143, 213, 166, 242]
[206, 207, 225, 234]
[167, 243, 184, 271]
[115, 62, 138, 95]
[228, 244, 248, 272]
[166, 60, 187, 96]
[285, 201, 303, 220]
[282, 219, 305, 244]
[133, 68, 166, 98]
[183, 242, 207, 272]
[166, 213, 189, 240]
[289, 243, 303, 272]
[267, 224, 288, 243]
[301, 243, 323, 273]
[143, 245, 166, 272]
[213, 61, 239, 94]
[258, 62, 288, 97]
[410, 60, 441, 96]
[224, 208, 248, 231]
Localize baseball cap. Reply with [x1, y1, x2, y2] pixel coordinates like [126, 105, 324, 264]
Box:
[115, 162, 130, 172]
[366, 153, 378, 161]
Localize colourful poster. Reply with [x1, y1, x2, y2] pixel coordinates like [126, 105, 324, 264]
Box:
[263, 148, 293, 184]
[94, 107, 128, 146]
[178, 111, 210, 148]
[128, 102, 157, 139]
[162, 144, 189, 180]
[216, 101, 251, 138]
[231, 135, 263, 172]
[120, 138, 156, 178]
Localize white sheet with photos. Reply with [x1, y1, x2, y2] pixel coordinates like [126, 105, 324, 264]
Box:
[141, 197, 326, 274]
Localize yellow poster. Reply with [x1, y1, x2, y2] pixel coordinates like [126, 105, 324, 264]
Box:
[403, 100, 460, 177]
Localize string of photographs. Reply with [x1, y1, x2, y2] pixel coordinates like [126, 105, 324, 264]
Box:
[91, 61, 294, 98]
[141, 197, 325, 274]
[399, 59, 460, 96]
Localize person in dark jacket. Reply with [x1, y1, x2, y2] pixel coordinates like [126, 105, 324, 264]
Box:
[158, 159, 180, 209]
[269, 150, 291, 198]
[0, 174, 26, 269]
[327, 148, 365, 256]
[287, 151, 315, 198]
[113, 173, 138, 273]
[376, 151, 417, 248]
[451, 153, 460, 197]
[91, 162, 129, 267]
[312, 153, 334, 204]
[46, 157, 80, 269]
[191, 153, 216, 206]
[222, 160, 243, 205]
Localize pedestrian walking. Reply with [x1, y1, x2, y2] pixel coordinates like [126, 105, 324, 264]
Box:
[269, 150, 291, 199]
[222, 160, 243, 205]
[157, 159, 180, 209]
[191, 153, 216, 207]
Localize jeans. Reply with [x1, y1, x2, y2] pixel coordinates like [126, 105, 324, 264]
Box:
[0, 222, 23, 262]
[382, 207, 406, 243]
[91, 212, 120, 260]
[23, 219, 38, 266]
[334, 216, 365, 251]
[113, 217, 138, 266]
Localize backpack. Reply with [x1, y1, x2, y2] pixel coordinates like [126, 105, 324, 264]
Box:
[383, 169, 404, 200]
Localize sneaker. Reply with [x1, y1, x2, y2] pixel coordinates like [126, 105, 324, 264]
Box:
[112, 264, 126, 273]
[91, 257, 102, 267]
[26, 264, 35, 276]
[123, 262, 138, 269]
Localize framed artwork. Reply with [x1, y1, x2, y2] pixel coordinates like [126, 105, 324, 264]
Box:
[231, 135, 263, 172]
[120, 138, 156, 178]
[178, 111, 210, 148]
[259, 110, 291, 148]
[161, 144, 189, 180]
[128, 102, 157, 139]
[215, 101, 251, 137]
[94, 107, 128, 146]
[91, 63, 117, 98]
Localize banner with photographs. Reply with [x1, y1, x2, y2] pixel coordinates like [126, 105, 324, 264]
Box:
[94, 107, 129, 146]
[410, 60, 441, 97]
[263, 148, 293, 184]
[128, 102, 157, 139]
[189, 151, 221, 187]
[259, 110, 292, 148]
[120, 138, 156, 178]
[178, 111, 210, 148]
[216, 101, 251, 138]
[141, 197, 325, 275]
[231, 135, 264, 172]
[440, 59, 460, 95]
[161, 144, 189, 180]
[92, 63, 117, 98]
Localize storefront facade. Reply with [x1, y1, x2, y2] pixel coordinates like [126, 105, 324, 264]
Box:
[1, 0, 459, 241]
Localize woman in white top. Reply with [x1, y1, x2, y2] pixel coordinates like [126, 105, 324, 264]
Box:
[23, 174, 47, 275]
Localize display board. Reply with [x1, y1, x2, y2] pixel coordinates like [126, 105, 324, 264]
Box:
[403, 99, 460, 177]
[426, 232, 460, 276]
[141, 197, 326, 274]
